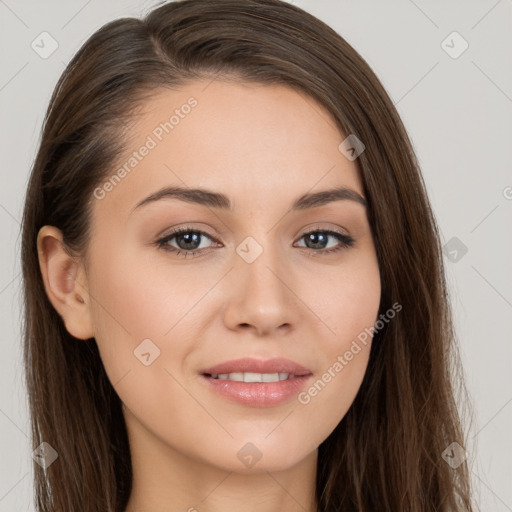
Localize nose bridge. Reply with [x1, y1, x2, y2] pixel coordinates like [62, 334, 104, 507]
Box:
[236, 232, 288, 298]
[223, 231, 299, 334]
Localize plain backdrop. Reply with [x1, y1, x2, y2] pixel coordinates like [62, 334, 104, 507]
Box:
[1, 0, 511, 510]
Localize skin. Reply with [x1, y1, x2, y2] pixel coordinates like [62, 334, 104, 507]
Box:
[37, 79, 381, 512]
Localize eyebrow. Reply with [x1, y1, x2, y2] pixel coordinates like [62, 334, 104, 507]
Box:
[130, 185, 367, 214]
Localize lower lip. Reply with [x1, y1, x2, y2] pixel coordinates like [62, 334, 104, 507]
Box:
[200, 374, 313, 407]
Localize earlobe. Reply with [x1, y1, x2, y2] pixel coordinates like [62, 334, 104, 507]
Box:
[36, 225, 94, 340]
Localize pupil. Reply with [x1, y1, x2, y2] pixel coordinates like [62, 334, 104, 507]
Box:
[178, 232, 200, 250]
[307, 233, 327, 249]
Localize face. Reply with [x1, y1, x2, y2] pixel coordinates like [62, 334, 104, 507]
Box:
[63, 79, 381, 473]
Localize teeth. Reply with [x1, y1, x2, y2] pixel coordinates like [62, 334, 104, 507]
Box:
[212, 372, 291, 382]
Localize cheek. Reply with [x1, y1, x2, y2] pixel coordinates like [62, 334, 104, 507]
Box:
[85, 241, 176, 379]
[306, 251, 381, 344]
[296, 253, 380, 427]
[89, 235, 209, 337]
[86, 238, 224, 392]
[86, 245, 199, 431]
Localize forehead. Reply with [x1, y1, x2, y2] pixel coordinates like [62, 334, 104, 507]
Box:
[94, 79, 364, 216]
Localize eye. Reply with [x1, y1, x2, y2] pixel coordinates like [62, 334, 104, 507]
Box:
[155, 226, 355, 259]
[155, 226, 218, 258]
[294, 228, 355, 256]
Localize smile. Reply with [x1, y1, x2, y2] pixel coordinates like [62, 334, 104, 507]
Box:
[208, 372, 295, 382]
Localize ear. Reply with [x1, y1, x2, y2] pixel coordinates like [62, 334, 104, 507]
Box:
[36, 225, 94, 340]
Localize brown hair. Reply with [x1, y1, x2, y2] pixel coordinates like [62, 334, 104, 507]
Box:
[21, 0, 477, 510]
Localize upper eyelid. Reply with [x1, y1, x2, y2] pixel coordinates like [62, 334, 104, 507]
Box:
[160, 227, 217, 242]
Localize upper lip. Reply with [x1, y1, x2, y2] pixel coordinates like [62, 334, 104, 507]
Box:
[200, 358, 312, 377]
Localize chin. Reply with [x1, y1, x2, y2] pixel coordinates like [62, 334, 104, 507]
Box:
[200, 441, 315, 475]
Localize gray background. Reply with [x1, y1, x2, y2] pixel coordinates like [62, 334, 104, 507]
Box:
[1, 0, 511, 510]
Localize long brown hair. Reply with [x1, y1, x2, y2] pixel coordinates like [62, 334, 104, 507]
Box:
[21, 0, 477, 510]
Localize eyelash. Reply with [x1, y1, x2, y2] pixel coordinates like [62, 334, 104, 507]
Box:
[155, 225, 355, 259]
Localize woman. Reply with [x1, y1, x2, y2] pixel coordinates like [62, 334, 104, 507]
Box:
[21, 0, 476, 510]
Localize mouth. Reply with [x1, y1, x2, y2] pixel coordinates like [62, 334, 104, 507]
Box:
[199, 357, 312, 378]
[204, 372, 302, 382]
[199, 358, 313, 407]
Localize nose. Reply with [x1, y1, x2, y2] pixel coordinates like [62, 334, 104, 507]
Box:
[222, 239, 302, 337]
